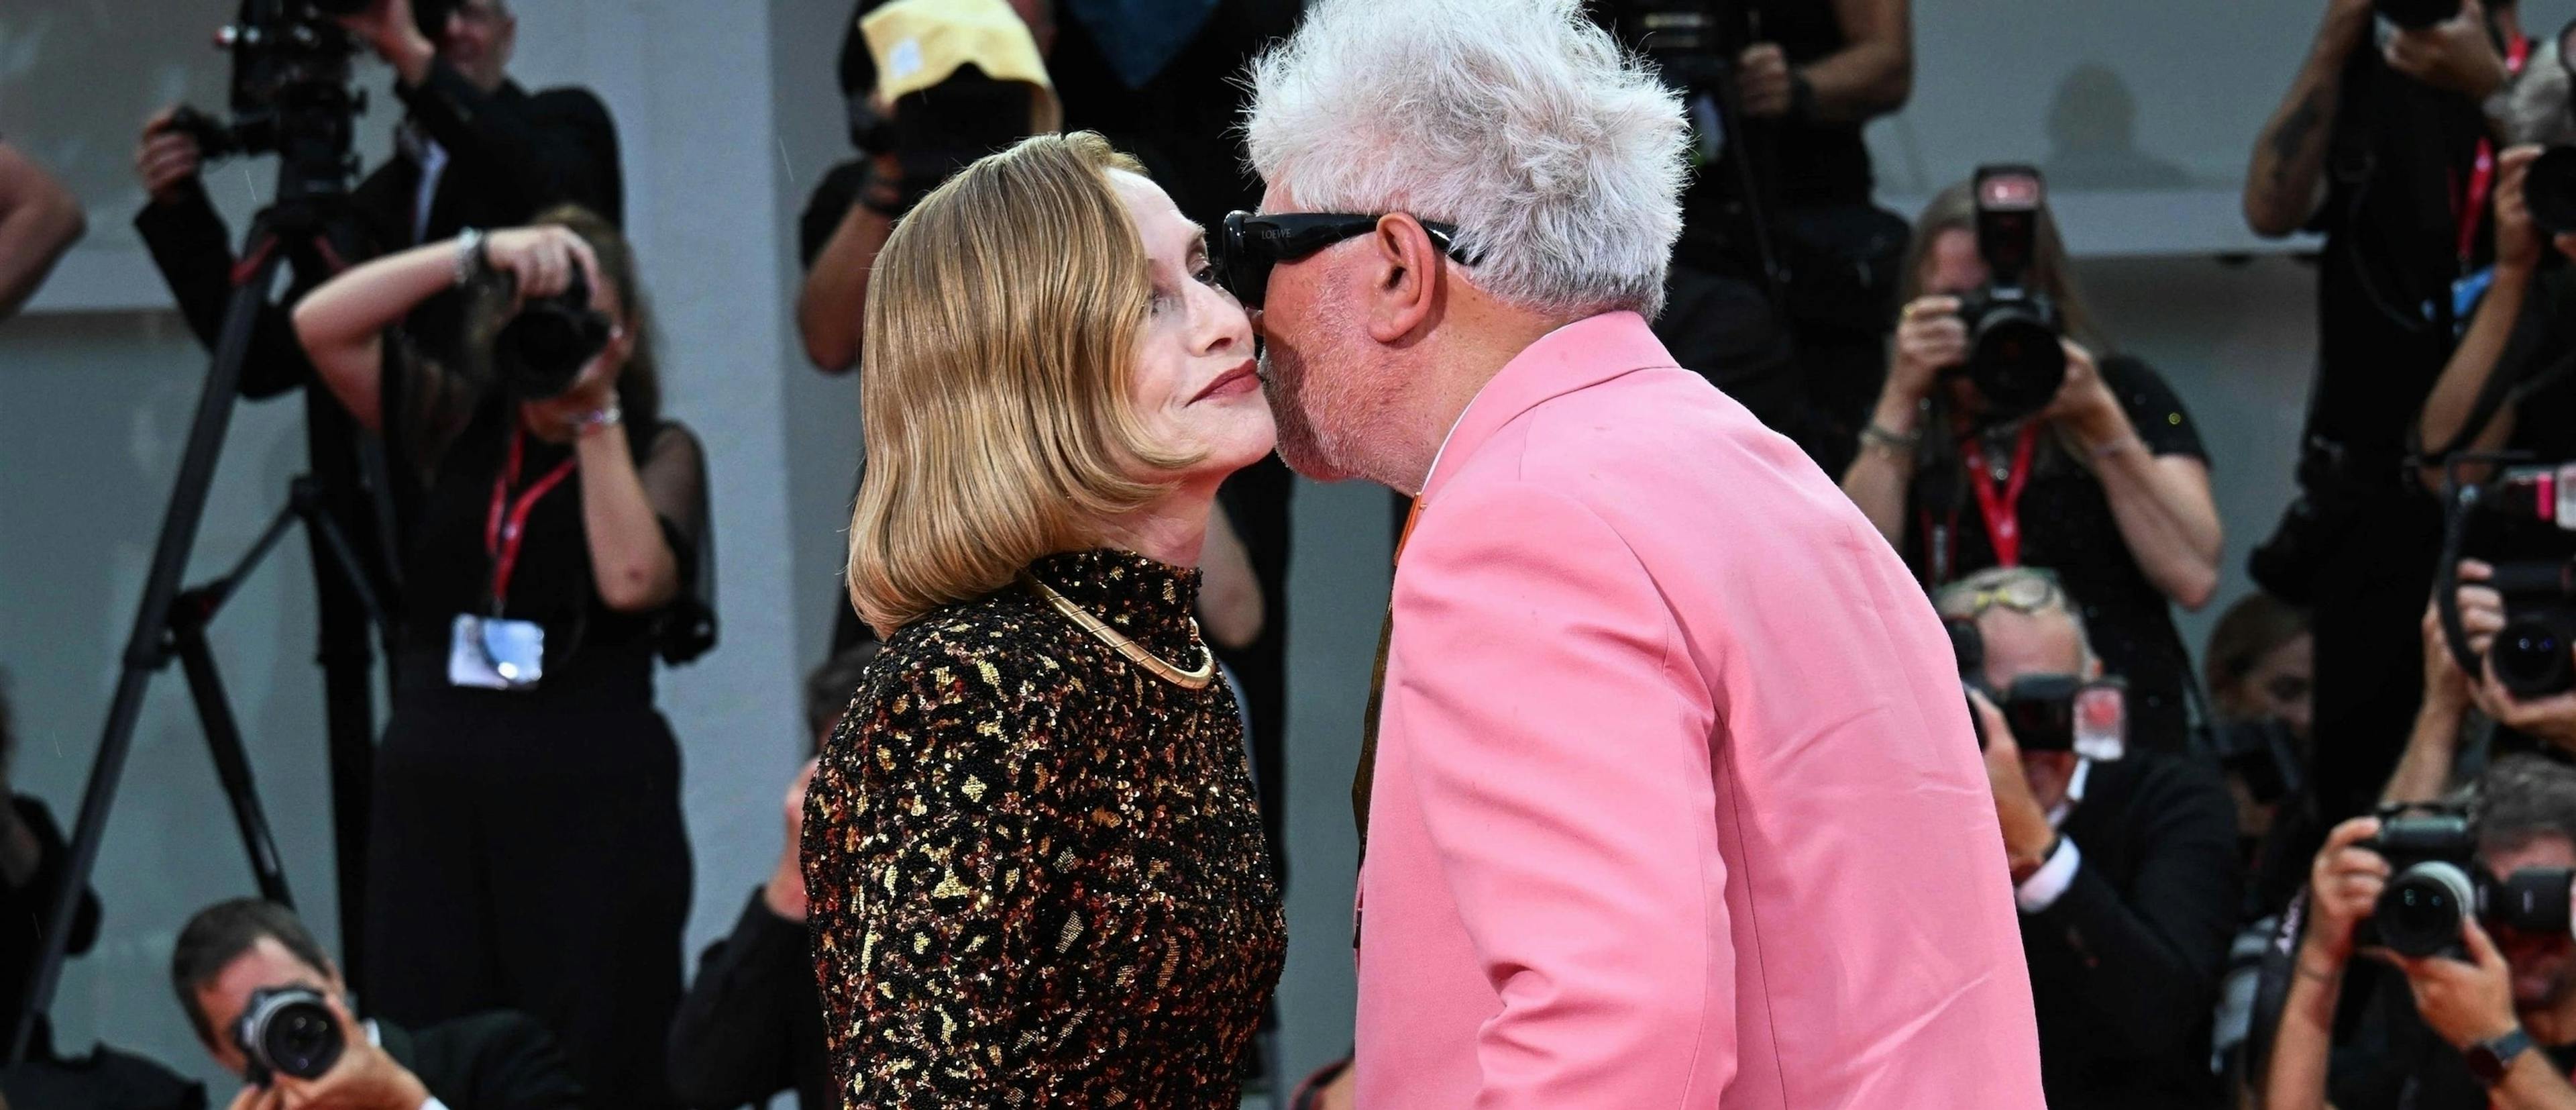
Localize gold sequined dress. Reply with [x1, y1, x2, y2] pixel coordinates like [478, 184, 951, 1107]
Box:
[803, 549, 1285, 1109]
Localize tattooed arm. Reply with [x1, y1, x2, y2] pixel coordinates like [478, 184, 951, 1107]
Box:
[2246, 0, 2376, 238]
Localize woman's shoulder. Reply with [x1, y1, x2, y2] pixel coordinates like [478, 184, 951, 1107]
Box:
[854, 589, 1087, 731]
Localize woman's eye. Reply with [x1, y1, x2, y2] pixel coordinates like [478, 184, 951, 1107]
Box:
[1192, 263, 1220, 289]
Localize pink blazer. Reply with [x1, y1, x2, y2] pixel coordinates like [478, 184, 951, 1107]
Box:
[1354, 312, 2045, 1108]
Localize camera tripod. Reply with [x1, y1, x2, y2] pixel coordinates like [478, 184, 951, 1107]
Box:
[9, 60, 395, 1064]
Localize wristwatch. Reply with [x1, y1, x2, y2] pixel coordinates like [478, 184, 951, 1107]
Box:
[2467, 1025, 2536, 1087]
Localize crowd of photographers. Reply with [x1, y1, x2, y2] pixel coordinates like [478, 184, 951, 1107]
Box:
[17, 0, 2576, 1107]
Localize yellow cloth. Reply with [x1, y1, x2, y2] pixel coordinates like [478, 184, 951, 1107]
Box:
[859, 0, 1061, 132]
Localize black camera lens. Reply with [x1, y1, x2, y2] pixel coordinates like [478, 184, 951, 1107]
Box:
[2492, 615, 2576, 699]
[492, 268, 612, 401]
[1968, 311, 2066, 421]
[2375, 0, 2462, 29]
[2526, 148, 2576, 236]
[2490, 867, 2576, 938]
[2377, 862, 2477, 958]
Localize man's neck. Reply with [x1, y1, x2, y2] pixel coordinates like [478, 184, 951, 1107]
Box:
[1388, 300, 1587, 495]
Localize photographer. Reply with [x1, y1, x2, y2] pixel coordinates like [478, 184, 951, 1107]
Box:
[1938, 566, 2241, 1108]
[664, 645, 874, 1110]
[1843, 179, 2222, 745]
[2264, 756, 2576, 1109]
[796, 0, 1054, 374]
[0, 138, 84, 321]
[134, 0, 621, 397]
[2243, 0, 2530, 825]
[2204, 594, 2322, 917]
[172, 899, 580, 1110]
[1608, 0, 1914, 473]
[292, 209, 703, 1109]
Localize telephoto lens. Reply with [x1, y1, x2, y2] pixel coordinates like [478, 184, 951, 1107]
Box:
[1961, 299, 2065, 419]
[492, 266, 613, 400]
[2375, 0, 2462, 29]
[2490, 867, 2576, 938]
[2360, 811, 2480, 958]
[2491, 610, 2576, 698]
[233, 985, 344, 1087]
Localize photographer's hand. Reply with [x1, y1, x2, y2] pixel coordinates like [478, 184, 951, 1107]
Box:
[1737, 43, 1793, 119]
[480, 226, 600, 309]
[2304, 816, 2388, 968]
[2498, 146, 2547, 279]
[231, 993, 432, 1110]
[2044, 340, 2129, 450]
[2395, 917, 2520, 1050]
[135, 107, 203, 207]
[2385, 0, 2512, 100]
[1968, 691, 2055, 880]
[2050, 340, 2224, 609]
[1882, 295, 1963, 419]
[335, 0, 438, 88]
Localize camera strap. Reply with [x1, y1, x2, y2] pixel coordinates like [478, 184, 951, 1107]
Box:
[484, 427, 577, 617]
[1959, 423, 2042, 568]
[2455, 34, 2532, 267]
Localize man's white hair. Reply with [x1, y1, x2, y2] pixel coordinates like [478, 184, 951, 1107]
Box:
[1244, 0, 1689, 318]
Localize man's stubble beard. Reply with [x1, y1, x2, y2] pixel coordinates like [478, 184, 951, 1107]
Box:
[1260, 334, 1368, 483]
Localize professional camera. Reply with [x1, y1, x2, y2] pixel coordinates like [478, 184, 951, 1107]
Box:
[2436, 461, 2576, 697]
[1951, 165, 2065, 423]
[1612, 0, 1739, 91]
[1947, 617, 2129, 760]
[2355, 805, 2576, 958]
[2528, 148, 2576, 236]
[484, 266, 612, 400]
[2376, 0, 2461, 30]
[2195, 717, 2306, 805]
[232, 985, 343, 1087]
[853, 68, 1035, 214]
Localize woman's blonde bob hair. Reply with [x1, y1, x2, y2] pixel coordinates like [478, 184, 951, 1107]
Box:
[847, 131, 1196, 636]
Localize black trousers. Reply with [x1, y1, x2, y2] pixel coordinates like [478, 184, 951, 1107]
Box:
[364, 662, 692, 1110]
[2307, 491, 2444, 823]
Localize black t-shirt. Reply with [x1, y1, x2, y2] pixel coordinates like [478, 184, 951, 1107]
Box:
[1901, 356, 2208, 744]
[386, 346, 705, 696]
[2306, 42, 2496, 473]
[1746, 0, 1873, 207]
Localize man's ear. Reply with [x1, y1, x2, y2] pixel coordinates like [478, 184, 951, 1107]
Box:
[1362, 214, 1444, 345]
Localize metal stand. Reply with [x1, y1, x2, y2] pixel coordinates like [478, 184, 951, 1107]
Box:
[11, 190, 392, 1062]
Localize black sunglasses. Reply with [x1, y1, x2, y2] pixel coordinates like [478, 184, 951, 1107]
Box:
[1214, 211, 1478, 309]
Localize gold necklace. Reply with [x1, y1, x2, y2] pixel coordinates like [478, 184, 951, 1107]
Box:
[1020, 574, 1216, 689]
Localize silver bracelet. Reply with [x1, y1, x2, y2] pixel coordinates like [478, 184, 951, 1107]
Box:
[571, 403, 623, 436]
[1860, 422, 1923, 454]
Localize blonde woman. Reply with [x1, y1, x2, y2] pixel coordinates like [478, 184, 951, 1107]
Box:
[800, 132, 1283, 1107]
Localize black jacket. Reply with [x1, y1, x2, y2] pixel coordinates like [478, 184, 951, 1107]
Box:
[382, 1012, 585, 1110]
[133, 58, 622, 400]
[2025, 752, 2244, 1109]
[667, 890, 829, 1110]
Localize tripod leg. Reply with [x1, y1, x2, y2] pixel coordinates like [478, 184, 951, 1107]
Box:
[301, 391, 382, 1003]
[9, 249, 285, 1063]
[172, 624, 295, 907]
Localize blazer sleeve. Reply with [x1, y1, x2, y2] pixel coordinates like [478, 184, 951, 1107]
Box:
[2029, 758, 2243, 1060]
[665, 889, 803, 1109]
[443, 1013, 585, 1110]
[131, 182, 316, 400]
[396, 65, 623, 225]
[1391, 481, 1727, 1108]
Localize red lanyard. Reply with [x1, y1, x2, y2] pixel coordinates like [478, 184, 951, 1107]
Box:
[484, 428, 578, 613]
[1960, 423, 2041, 569]
[2457, 34, 2532, 266]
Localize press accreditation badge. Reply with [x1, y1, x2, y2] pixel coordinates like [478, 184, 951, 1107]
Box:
[448, 614, 545, 691]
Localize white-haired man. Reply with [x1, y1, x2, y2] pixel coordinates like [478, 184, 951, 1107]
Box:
[1234, 1, 2046, 1105]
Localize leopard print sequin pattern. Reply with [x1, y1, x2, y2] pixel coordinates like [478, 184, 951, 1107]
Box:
[804, 549, 1285, 1108]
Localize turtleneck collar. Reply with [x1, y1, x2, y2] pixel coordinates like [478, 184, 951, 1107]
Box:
[1024, 548, 1206, 664]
